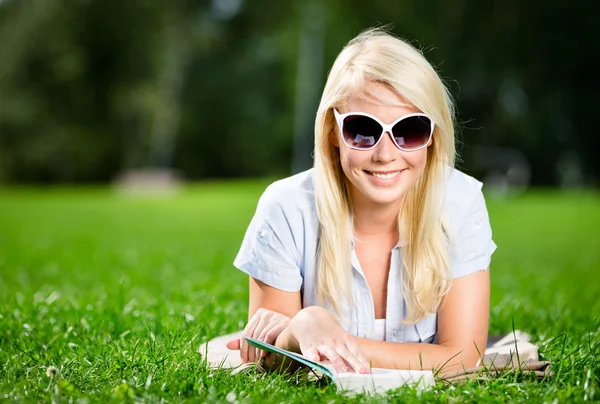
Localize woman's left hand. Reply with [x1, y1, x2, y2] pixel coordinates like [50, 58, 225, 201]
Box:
[288, 306, 370, 373]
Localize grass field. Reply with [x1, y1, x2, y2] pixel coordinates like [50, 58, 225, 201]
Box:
[0, 181, 599, 402]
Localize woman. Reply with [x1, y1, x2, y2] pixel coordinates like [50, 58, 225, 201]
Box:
[225, 28, 495, 374]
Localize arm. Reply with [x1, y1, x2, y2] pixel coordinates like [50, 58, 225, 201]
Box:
[248, 277, 302, 319]
[273, 269, 489, 374]
[353, 268, 490, 373]
[226, 183, 305, 361]
[355, 186, 495, 372]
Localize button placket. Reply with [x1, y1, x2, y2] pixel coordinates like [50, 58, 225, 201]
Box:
[351, 248, 374, 339]
[386, 248, 403, 342]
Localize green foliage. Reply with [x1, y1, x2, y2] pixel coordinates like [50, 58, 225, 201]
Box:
[0, 1, 599, 184]
[0, 182, 599, 401]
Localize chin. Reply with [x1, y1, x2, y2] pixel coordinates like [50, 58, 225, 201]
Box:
[359, 184, 407, 206]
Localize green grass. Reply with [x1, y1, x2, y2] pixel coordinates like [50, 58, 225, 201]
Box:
[0, 182, 599, 402]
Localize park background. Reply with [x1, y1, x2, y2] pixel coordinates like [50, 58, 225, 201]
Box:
[0, 0, 599, 402]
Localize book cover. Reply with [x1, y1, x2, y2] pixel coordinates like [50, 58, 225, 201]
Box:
[244, 337, 435, 394]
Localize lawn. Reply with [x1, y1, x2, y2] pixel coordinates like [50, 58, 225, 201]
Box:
[0, 181, 598, 402]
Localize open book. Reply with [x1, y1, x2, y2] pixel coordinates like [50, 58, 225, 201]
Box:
[245, 337, 434, 394]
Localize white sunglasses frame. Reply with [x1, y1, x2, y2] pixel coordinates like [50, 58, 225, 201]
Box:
[333, 108, 435, 152]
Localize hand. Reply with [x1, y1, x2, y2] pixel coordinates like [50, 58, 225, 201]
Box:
[289, 306, 370, 374]
[226, 308, 290, 363]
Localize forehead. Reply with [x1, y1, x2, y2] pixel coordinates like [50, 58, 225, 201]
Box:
[342, 81, 420, 118]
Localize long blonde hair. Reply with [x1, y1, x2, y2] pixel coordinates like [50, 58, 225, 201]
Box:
[313, 28, 456, 324]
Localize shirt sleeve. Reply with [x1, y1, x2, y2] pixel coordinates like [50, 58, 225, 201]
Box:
[233, 184, 303, 292]
[449, 188, 497, 278]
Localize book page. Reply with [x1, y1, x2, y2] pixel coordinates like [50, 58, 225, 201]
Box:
[244, 337, 435, 394]
[334, 369, 435, 394]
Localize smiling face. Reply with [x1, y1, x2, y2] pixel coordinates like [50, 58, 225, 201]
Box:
[333, 82, 432, 209]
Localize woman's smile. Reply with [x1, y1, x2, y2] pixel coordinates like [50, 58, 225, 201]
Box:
[364, 169, 407, 185]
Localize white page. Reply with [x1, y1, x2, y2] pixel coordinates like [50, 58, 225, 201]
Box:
[333, 368, 435, 395]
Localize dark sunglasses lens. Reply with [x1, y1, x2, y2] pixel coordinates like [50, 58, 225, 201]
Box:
[392, 116, 432, 150]
[342, 115, 382, 149]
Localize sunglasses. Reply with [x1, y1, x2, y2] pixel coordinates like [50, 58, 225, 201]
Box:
[333, 109, 435, 151]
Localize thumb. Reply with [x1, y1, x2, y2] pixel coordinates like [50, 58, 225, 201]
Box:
[225, 338, 241, 350]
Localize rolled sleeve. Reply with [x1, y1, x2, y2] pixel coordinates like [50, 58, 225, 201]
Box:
[450, 189, 497, 278]
[233, 185, 303, 292]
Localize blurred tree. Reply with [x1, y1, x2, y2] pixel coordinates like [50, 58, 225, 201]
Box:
[0, 0, 598, 185]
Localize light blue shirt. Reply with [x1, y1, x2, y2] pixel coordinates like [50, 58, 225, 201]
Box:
[234, 168, 496, 343]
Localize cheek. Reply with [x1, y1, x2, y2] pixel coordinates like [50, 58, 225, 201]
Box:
[406, 149, 428, 172]
[339, 148, 368, 174]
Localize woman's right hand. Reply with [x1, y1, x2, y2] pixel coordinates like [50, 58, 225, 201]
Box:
[226, 308, 290, 363]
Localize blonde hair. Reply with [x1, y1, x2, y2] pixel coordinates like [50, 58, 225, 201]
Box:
[313, 28, 456, 324]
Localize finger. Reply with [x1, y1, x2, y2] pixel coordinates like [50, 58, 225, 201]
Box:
[256, 323, 274, 358]
[317, 345, 349, 373]
[261, 327, 284, 357]
[263, 321, 287, 343]
[240, 338, 248, 363]
[345, 339, 370, 373]
[257, 323, 286, 357]
[301, 346, 321, 362]
[335, 344, 367, 374]
[241, 315, 261, 362]
[225, 338, 241, 351]
[249, 316, 270, 362]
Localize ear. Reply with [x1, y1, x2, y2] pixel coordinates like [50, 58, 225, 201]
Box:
[330, 129, 340, 148]
[426, 133, 434, 148]
[330, 109, 342, 148]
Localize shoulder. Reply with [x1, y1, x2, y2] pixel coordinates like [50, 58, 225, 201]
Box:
[444, 167, 496, 276]
[258, 168, 316, 214]
[443, 167, 488, 232]
[250, 169, 317, 247]
[445, 167, 484, 207]
[233, 171, 315, 292]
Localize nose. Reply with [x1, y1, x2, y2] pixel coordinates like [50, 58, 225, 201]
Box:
[372, 131, 397, 163]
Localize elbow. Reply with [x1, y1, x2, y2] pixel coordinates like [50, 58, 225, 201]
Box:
[437, 345, 483, 373]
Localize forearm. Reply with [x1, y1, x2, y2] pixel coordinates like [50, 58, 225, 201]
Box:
[354, 338, 482, 373]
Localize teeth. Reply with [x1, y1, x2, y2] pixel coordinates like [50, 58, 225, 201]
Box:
[371, 171, 400, 180]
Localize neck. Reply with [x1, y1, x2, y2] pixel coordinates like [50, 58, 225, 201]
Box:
[350, 190, 402, 238]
